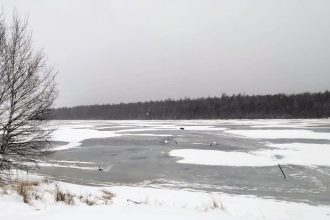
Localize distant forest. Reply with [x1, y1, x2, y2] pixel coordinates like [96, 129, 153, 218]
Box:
[49, 91, 330, 120]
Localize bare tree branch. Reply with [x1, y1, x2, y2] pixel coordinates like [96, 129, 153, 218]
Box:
[0, 12, 57, 182]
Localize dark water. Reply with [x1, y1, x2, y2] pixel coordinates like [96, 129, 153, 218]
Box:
[37, 120, 330, 206]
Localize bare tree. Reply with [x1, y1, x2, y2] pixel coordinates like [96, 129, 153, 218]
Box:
[0, 13, 57, 182]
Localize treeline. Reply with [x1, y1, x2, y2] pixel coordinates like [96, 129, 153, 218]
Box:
[49, 91, 330, 120]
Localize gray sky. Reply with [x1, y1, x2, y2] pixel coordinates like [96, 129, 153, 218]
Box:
[2, 0, 330, 107]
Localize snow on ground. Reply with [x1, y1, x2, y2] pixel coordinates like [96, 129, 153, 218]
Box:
[1, 177, 330, 220]
[249, 124, 312, 128]
[169, 143, 330, 167]
[218, 119, 330, 127]
[225, 129, 330, 140]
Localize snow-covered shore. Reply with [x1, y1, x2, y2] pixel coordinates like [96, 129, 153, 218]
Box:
[1, 176, 330, 220]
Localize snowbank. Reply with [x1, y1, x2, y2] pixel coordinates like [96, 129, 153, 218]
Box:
[1, 178, 329, 220]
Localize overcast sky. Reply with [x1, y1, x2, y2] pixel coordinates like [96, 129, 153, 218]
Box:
[2, 0, 330, 107]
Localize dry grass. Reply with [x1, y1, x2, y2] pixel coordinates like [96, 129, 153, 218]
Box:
[84, 195, 96, 206]
[14, 181, 40, 204]
[0, 179, 115, 206]
[101, 190, 115, 205]
[79, 193, 96, 206]
[55, 184, 75, 205]
[211, 196, 226, 211]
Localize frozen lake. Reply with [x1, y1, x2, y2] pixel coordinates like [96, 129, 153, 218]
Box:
[37, 119, 330, 206]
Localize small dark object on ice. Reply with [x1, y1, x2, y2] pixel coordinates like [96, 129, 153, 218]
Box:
[98, 166, 104, 171]
[278, 163, 287, 180]
[180, 127, 185, 130]
[175, 141, 179, 144]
